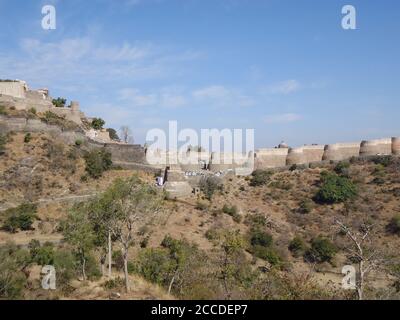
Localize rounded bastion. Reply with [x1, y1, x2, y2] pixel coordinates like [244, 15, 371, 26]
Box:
[392, 137, 400, 155]
[286, 147, 307, 166]
[360, 138, 392, 156]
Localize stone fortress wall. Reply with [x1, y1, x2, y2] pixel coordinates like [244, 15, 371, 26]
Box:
[0, 115, 148, 169]
[254, 138, 399, 170]
[2, 80, 400, 179]
[0, 81, 27, 98]
[0, 80, 149, 169]
[0, 80, 85, 125]
[149, 135, 400, 176]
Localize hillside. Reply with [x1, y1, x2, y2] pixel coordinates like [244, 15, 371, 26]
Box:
[1, 115, 400, 300]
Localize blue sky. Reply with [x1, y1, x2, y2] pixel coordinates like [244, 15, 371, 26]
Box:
[0, 0, 399, 148]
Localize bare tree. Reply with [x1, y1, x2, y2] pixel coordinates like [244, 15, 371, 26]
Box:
[335, 219, 384, 300]
[120, 126, 134, 144]
[111, 176, 164, 292]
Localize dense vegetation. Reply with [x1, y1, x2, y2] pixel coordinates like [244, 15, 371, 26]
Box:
[2, 203, 38, 233]
[314, 172, 358, 204]
[52, 97, 67, 108]
[83, 149, 113, 179]
[91, 118, 105, 130]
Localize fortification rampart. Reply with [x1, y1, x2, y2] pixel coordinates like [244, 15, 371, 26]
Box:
[0, 115, 147, 165]
[253, 138, 398, 171]
[255, 148, 288, 168]
[0, 81, 27, 98]
[0, 80, 86, 126]
[322, 142, 360, 161]
[208, 152, 251, 172]
[392, 137, 400, 155]
[360, 138, 392, 156]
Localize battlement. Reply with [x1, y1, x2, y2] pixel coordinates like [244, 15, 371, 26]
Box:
[0, 79, 112, 141]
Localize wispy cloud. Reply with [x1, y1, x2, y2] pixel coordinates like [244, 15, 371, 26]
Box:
[264, 113, 302, 124]
[118, 85, 256, 109]
[0, 37, 202, 90]
[118, 87, 187, 109]
[266, 79, 301, 95]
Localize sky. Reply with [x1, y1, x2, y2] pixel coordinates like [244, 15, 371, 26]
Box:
[0, 0, 399, 148]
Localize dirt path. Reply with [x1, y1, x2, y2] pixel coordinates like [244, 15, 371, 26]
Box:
[0, 193, 99, 212]
[0, 233, 64, 247]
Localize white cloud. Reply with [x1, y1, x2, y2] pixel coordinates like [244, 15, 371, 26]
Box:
[118, 88, 157, 107]
[267, 80, 301, 94]
[117, 84, 256, 109]
[93, 42, 152, 61]
[264, 113, 302, 124]
[0, 37, 202, 91]
[192, 85, 230, 100]
[118, 87, 187, 109]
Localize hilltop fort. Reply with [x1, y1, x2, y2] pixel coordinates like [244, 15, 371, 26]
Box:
[1, 79, 399, 198]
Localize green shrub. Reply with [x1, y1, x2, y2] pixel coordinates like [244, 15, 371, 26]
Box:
[103, 277, 125, 290]
[75, 139, 83, 147]
[205, 228, 220, 241]
[199, 176, 223, 200]
[28, 107, 37, 115]
[52, 97, 67, 108]
[0, 245, 28, 299]
[314, 172, 357, 204]
[107, 128, 119, 141]
[250, 230, 273, 247]
[81, 253, 101, 281]
[0, 134, 6, 155]
[334, 161, 350, 176]
[252, 246, 282, 266]
[28, 240, 55, 265]
[112, 250, 125, 271]
[387, 215, 400, 235]
[222, 205, 241, 222]
[246, 228, 283, 265]
[288, 236, 307, 258]
[249, 170, 272, 187]
[372, 156, 392, 167]
[306, 237, 337, 263]
[2, 203, 38, 233]
[83, 149, 112, 179]
[53, 249, 76, 292]
[0, 105, 8, 115]
[373, 164, 385, 176]
[298, 199, 313, 214]
[91, 118, 105, 130]
[134, 248, 174, 286]
[24, 133, 32, 143]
